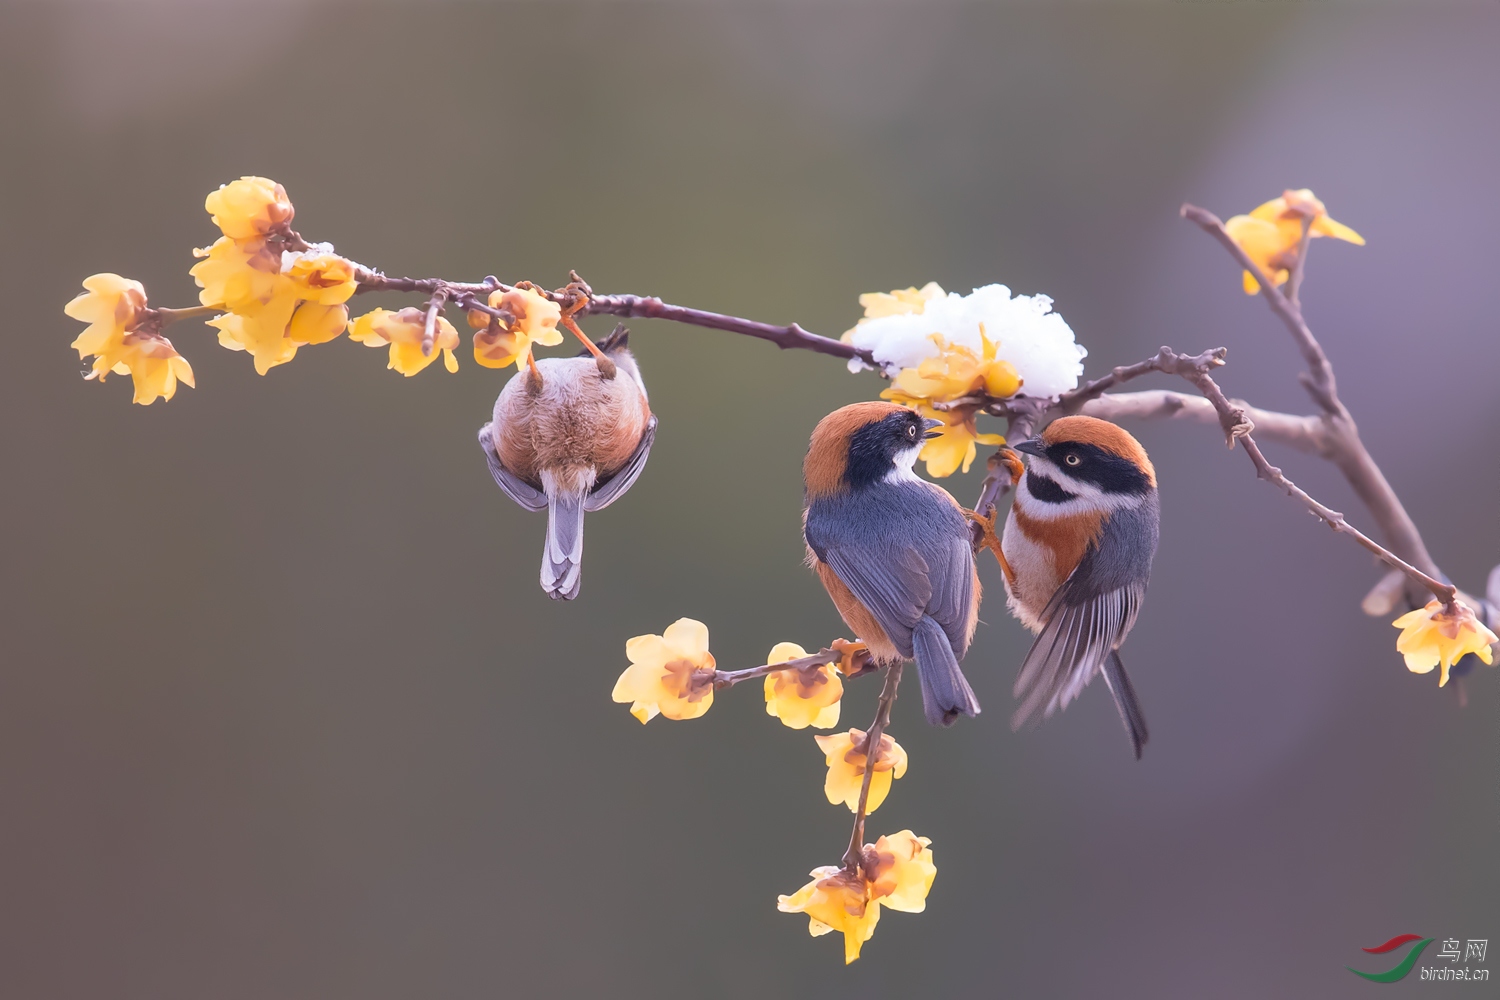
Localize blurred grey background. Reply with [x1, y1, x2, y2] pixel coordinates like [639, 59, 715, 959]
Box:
[1, 1, 1495, 997]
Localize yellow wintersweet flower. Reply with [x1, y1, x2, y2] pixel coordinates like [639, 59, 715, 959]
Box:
[208, 284, 301, 375]
[1392, 599, 1497, 687]
[882, 391, 1004, 478]
[888, 329, 1021, 403]
[114, 333, 196, 405]
[190, 237, 287, 311]
[288, 302, 350, 346]
[865, 830, 937, 914]
[763, 642, 843, 730]
[611, 617, 717, 723]
[813, 728, 907, 813]
[1224, 188, 1365, 294]
[64, 273, 196, 405]
[65, 272, 148, 373]
[847, 281, 946, 329]
[472, 286, 565, 369]
[284, 251, 359, 305]
[348, 307, 461, 376]
[777, 830, 936, 964]
[777, 867, 880, 964]
[205, 176, 295, 241]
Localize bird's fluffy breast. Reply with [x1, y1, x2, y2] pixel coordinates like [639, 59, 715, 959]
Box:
[492, 357, 650, 493]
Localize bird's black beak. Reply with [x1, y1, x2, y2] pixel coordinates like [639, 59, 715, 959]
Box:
[922, 418, 943, 440]
[1011, 437, 1046, 457]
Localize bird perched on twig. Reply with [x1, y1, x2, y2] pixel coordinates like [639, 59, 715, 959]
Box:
[803, 401, 982, 726]
[478, 324, 656, 600]
[989, 415, 1158, 758]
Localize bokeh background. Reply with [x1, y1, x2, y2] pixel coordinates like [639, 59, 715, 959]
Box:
[1, 1, 1496, 997]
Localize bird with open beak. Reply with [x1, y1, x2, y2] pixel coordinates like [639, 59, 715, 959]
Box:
[998, 415, 1158, 758]
[803, 401, 983, 726]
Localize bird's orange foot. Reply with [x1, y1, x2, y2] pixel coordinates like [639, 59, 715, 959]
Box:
[993, 445, 1025, 486]
[525, 350, 545, 394]
[963, 506, 1015, 587]
[561, 314, 616, 379]
[829, 638, 875, 679]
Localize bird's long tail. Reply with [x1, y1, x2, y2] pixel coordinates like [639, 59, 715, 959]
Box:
[542, 490, 587, 600]
[1100, 650, 1149, 759]
[912, 615, 980, 727]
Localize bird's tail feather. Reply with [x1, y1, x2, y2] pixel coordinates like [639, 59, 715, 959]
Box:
[913, 616, 980, 727]
[543, 491, 586, 600]
[1101, 650, 1149, 759]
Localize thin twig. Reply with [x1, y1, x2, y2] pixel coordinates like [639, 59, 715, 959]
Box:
[421, 287, 449, 357]
[152, 305, 222, 328]
[843, 662, 903, 871]
[1149, 347, 1456, 605]
[353, 269, 873, 364]
[712, 649, 841, 689]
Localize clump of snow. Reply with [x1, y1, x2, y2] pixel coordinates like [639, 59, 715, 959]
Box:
[845, 284, 1086, 399]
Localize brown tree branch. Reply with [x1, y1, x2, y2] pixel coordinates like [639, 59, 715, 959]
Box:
[1144, 347, 1456, 605]
[843, 662, 903, 871]
[352, 269, 873, 365]
[1179, 203, 1453, 613]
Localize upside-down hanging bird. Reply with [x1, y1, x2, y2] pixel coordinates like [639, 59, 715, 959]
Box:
[478, 325, 656, 600]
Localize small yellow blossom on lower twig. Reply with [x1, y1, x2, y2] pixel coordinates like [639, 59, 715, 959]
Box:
[1392, 599, 1497, 687]
[777, 830, 936, 964]
[1224, 188, 1365, 294]
[64, 273, 195, 405]
[349, 308, 461, 376]
[204, 175, 295, 241]
[612, 618, 717, 723]
[814, 728, 907, 813]
[764, 642, 843, 730]
[471, 286, 564, 369]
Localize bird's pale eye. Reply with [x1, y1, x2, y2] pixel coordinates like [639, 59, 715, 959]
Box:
[1065, 453, 1081, 466]
[906, 424, 917, 439]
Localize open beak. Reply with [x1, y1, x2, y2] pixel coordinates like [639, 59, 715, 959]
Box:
[922, 418, 943, 440]
[1011, 437, 1046, 457]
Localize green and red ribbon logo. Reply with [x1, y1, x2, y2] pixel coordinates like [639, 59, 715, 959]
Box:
[1348, 934, 1434, 983]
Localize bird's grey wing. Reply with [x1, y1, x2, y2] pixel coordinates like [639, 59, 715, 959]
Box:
[817, 542, 931, 657]
[477, 424, 548, 512]
[585, 415, 657, 513]
[1010, 547, 1145, 731]
[922, 528, 977, 658]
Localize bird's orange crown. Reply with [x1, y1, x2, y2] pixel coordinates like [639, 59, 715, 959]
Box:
[1041, 415, 1156, 487]
[804, 401, 909, 499]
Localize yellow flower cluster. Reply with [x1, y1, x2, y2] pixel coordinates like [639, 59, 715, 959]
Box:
[612, 618, 717, 723]
[777, 831, 936, 964]
[1392, 599, 1497, 687]
[469, 286, 564, 369]
[1224, 188, 1364, 294]
[612, 620, 926, 963]
[64, 273, 194, 405]
[191, 177, 360, 374]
